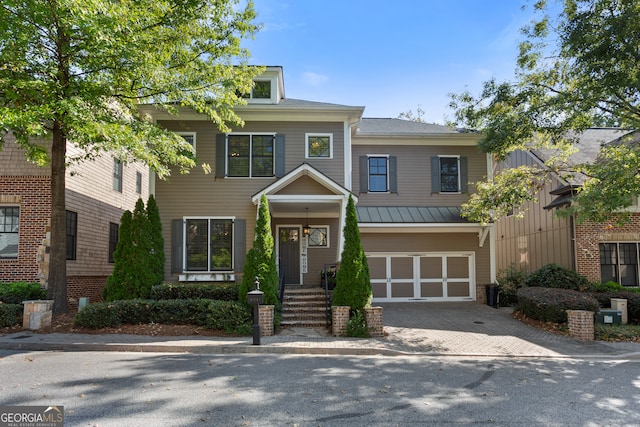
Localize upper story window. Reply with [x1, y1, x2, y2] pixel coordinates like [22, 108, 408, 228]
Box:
[66, 210, 77, 261]
[306, 134, 332, 159]
[135, 172, 142, 195]
[431, 156, 468, 194]
[368, 156, 389, 192]
[238, 80, 273, 101]
[113, 158, 123, 192]
[177, 132, 196, 154]
[227, 134, 274, 177]
[359, 155, 397, 193]
[0, 206, 19, 259]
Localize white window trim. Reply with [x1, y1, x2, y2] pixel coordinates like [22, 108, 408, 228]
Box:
[0, 205, 20, 260]
[438, 155, 461, 194]
[305, 133, 333, 159]
[177, 131, 196, 153]
[247, 78, 277, 104]
[226, 133, 277, 178]
[308, 225, 330, 248]
[367, 154, 390, 193]
[182, 216, 236, 273]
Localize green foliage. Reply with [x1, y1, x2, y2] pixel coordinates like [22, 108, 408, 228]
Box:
[73, 299, 251, 334]
[345, 309, 370, 338]
[333, 195, 372, 310]
[239, 194, 279, 307]
[0, 282, 46, 304]
[516, 287, 600, 323]
[595, 323, 640, 341]
[497, 264, 528, 306]
[149, 283, 238, 301]
[449, 0, 640, 225]
[104, 197, 165, 301]
[205, 300, 252, 334]
[0, 0, 262, 314]
[525, 264, 590, 291]
[0, 304, 22, 327]
[587, 281, 628, 293]
[103, 210, 134, 301]
[146, 195, 165, 287]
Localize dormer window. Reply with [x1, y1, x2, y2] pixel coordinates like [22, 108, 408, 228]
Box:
[238, 79, 273, 101]
[253, 81, 271, 99]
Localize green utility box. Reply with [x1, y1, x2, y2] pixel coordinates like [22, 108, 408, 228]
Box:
[595, 309, 622, 325]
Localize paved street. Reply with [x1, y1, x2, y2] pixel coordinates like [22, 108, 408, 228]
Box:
[1, 351, 639, 426]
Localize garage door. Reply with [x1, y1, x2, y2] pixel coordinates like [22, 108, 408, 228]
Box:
[369, 252, 475, 302]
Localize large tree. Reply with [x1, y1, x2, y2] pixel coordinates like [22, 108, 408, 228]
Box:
[0, 0, 262, 313]
[449, 0, 640, 225]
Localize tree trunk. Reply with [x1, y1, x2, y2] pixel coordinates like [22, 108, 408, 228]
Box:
[47, 121, 68, 314]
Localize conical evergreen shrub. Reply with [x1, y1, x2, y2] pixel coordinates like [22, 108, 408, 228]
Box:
[239, 194, 279, 307]
[332, 195, 372, 311]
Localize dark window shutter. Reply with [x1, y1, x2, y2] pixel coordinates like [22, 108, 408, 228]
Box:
[389, 156, 397, 193]
[275, 134, 285, 177]
[431, 157, 441, 192]
[216, 134, 226, 178]
[171, 219, 184, 273]
[460, 157, 468, 192]
[359, 156, 368, 192]
[234, 219, 246, 272]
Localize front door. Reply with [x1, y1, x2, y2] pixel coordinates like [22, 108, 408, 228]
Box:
[279, 227, 300, 285]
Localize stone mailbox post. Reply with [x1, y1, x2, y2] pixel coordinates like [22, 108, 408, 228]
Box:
[247, 276, 264, 345]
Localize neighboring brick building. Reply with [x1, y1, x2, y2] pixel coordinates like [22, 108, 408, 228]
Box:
[0, 135, 149, 305]
[496, 129, 640, 289]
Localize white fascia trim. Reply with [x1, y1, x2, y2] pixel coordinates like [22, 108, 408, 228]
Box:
[358, 223, 484, 233]
[344, 120, 352, 191]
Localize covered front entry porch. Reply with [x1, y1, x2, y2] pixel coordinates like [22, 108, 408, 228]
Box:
[251, 163, 355, 286]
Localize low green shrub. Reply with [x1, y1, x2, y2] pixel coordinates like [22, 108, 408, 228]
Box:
[73, 298, 252, 334]
[0, 282, 46, 304]
[0, 303, 22, 327]
[587, 281, 627, 293]
[74, 303, 121, 329]
[345, 309, 370, 338]
[149, 283, 238, 301]
[595, 323, 640, 341]
[525, 264, 591, 291]
[516, 287, 600, 323]
[205, 300, 252, 334]
[497, 264, 528, 306]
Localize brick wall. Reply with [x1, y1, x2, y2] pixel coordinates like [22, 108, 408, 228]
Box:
[0, 176, 51, 283]
[66, 275, 107, 306]
[574, 214, 640, 283]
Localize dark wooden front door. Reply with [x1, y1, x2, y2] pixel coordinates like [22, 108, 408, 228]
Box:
[279, 227, 300, 285]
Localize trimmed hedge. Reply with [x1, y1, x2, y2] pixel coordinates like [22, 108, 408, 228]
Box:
[0, 303, 22, 327]
[0, 282, 46, 304]
[149, 283, 238, 301]
[525, 264, 590, 291]
[516, 287, 600, 323]
[73, 299, 251, 334]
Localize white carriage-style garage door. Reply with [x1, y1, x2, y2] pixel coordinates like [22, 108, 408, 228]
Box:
[369, 252, 476, 302]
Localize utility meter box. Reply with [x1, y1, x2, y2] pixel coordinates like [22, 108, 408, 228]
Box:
[595, 309, 622, 325]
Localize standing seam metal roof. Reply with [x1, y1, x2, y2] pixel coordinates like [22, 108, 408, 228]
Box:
[356, 206, 468, 223]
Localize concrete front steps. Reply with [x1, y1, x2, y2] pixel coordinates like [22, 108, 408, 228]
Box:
[281, 286, 331, 328]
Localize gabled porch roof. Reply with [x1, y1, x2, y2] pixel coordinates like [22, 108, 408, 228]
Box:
[251, 163, 356, 218]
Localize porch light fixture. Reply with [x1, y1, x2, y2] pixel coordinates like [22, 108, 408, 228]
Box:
[303, 208, 310, 237]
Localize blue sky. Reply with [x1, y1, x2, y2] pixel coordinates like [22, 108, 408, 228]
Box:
[242, 1, 537, 124]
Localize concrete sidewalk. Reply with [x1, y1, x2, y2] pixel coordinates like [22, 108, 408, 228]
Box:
[1, 303, 639, 359]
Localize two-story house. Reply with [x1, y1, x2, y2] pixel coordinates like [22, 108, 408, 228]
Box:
[0, 133, 149, 305]
[496, 128, 640, 288]
[142, 66, 495, 303]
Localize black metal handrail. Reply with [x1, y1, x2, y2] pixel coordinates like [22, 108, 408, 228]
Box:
[322, 263, 337, 325]
[278, 264, 285, 305]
